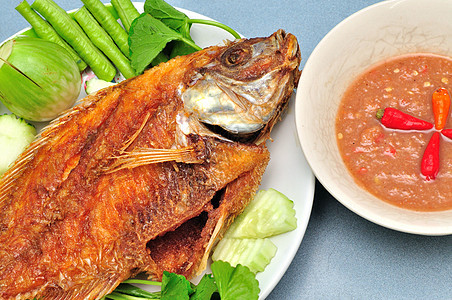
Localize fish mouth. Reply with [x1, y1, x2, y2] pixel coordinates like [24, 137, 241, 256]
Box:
[202, 122, 264, 144]
[279, 30, 301, 61]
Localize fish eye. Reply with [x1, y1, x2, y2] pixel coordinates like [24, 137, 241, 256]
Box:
[221, 45, 251, 67]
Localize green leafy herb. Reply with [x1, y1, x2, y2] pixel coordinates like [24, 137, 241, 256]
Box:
[143, 0, 240, 40]
[142, 0, 199, 59]
[104, 261, 259, 300]
[128, 13, 200, 74]
[143, 0, 189, 33]
[211, 261, 260, 300]
[161, 271, 195, 299]
[190, 274, 218, 300]
[128, 0, 240, 75]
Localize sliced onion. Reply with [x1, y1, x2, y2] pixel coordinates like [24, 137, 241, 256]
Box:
[0, 36, 81, 122]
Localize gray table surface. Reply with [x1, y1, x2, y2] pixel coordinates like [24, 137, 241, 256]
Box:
[1, 0, 451, 299]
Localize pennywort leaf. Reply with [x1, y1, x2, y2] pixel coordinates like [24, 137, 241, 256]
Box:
[211, 261, 260, 300]
[190, 274, 218, 300]
[129, 13, 201, 74]
[141, 0, 198, 59]
[105, 261, 259, 300]
[129, 0, 240, 75]
[161, 271, 195, 300]
[169, 40, 198, 59]
[143, 0, 190, 35]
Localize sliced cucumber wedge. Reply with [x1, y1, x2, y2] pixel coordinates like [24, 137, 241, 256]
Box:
[212, 238, 277, 274]
[226, 188, 297, 239]
[0, 114, 36, 176]
[213, 189, 298, 273]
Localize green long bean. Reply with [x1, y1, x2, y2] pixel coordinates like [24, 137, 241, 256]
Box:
[74, 7, 135, 79]
[111, 0, 140, 33]
[15, 0, 87, 71]
[81, 0, 130, 58]
[31, 0, 116, 81]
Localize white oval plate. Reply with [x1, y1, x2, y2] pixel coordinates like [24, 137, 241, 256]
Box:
[0, 3, 315, 298]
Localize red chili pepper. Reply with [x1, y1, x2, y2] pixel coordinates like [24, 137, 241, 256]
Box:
[432, 88, 450, 130]
[421, 131, 441, 181]
[376, 107, 433, 130]
[441, 128, 452, 139]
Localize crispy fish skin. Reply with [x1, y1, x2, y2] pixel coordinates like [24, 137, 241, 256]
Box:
[0, 30, 300, 299]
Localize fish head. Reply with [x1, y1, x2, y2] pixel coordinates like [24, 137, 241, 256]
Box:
[181, 29, 301, 144]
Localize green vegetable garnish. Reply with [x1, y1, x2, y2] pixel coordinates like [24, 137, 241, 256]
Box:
[31, 0, 117, 81]
[111, 0, 140, 33]
[103, 261, 259, 300]
[143, 0, 198, 59]
[0, 114, 36, 177]
[161, 271, 195, 299]
[225, 188, 298, 239]
[81, 0, 131, 58]
[129, 0, 241, 75]
[143, 0, 240, 41]
[212, 189, 297, 273]
[211, 261, 260, 300]
[0, 36, 81, 121]
[212, 238, 277, 274]
[190, 274, 217, 300]
[129, 13, 201, 74]
[74, 6, 135, 78]
[15, 0, 87, 71]
[113, 283, 160, 298]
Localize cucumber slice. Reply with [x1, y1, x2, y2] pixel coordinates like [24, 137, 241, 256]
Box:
[212, 238, 277, 274]
[225, 188, 297, 239]
[0, 114, 36, 176]
[85, 78, 116, 95]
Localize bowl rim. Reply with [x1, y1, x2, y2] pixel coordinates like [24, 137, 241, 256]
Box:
[295, 0, 452, 236]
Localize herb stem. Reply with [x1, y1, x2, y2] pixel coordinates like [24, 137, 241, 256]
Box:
[180, 36, 202, 51]
[105, 291, 147, 300]
[122, 279, 162, 286]
[188, 19, 241, 39]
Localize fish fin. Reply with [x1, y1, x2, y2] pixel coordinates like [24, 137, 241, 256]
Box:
[104, 147, 205, 174]
[120, 112, 151, 153]
[0, 103, 80, 204]
[0, 92, 104, 204]
[0, 135, 49, 204]
[196, 214, 226, 275]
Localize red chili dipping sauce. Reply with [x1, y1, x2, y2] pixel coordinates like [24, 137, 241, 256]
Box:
[336, 53, 452, 212]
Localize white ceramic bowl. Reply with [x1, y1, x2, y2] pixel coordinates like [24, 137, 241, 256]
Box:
[296, 0, 452, 236]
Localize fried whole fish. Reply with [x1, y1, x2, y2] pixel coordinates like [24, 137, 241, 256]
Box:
[0, 29, 300, 299]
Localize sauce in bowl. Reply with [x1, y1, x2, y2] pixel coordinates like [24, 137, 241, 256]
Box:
[336, 53, 452, 212]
